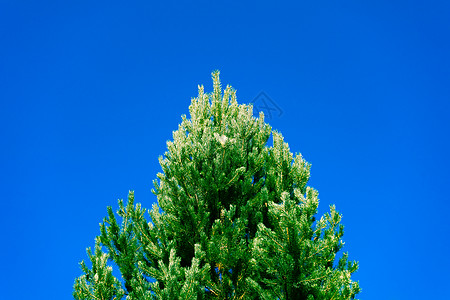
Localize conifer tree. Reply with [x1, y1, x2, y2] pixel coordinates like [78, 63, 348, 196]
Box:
[73, 71, 361, 299]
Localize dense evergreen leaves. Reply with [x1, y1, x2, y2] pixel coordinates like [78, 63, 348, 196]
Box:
[74, 71, 360, 299]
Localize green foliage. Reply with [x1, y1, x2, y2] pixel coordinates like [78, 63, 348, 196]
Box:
[73, 238, 125, 300]
[74, 71, 361, 299]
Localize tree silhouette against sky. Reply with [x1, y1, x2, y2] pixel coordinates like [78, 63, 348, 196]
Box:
[74, 71, 360, 300]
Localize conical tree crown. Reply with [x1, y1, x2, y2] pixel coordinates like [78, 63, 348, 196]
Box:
[73, 71, 360, 300]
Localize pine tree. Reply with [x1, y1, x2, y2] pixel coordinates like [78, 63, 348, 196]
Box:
[73, 71, 361, 299]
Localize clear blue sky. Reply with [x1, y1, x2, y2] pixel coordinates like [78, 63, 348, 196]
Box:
[1, 1, 449, 299]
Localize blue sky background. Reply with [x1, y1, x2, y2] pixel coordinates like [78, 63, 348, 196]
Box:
[1, 1, 449, 299]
